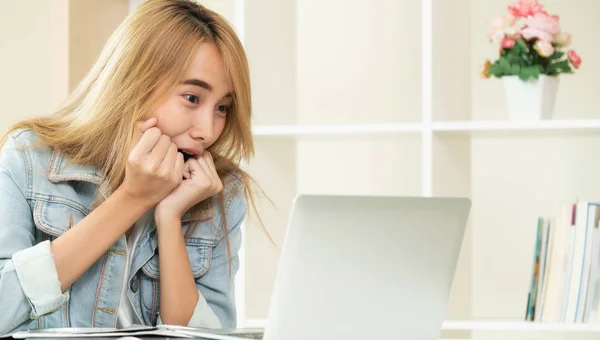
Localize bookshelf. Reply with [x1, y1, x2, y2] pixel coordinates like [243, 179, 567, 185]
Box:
[157, 0, 600, 339]
[252, 123, 422, 138]
[243, 318, 600, 333]
[252, 119, 600, 138]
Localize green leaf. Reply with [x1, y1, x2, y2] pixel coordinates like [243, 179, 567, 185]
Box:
[549, 51, 565, 61]
[499, 57, 512, 74]
[546, 60, 572, 75]
[510, 63, 521, 75]
[518, 65, 541, 81]
[507, 45, 520, 56]
[488, 62, 504, 78]
[515, 39, 528, 53]
[506, 53, 526, 67]
[521, 53, 532, 66]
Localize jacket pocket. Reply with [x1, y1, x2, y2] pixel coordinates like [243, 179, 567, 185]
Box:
[141, 237, 217, 280]
[33, 199, 87, 238]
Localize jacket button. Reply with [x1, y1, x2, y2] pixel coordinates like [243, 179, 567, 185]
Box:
[131, 276, 139, 293]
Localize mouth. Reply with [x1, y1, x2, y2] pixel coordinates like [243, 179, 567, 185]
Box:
[178, 149, 196, 162]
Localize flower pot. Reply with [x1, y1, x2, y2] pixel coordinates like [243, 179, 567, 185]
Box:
[502, 75, 560, 121]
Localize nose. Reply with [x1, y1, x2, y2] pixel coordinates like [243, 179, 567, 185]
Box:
[190, 109, 214, 141]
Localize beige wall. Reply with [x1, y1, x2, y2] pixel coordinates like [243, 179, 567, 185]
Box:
[69, 0, 129, 91]
[0, 0, 69, 131]
[0, 0, 128, 133]
[296, 0, 422, 125]
[242, 0, 298, 318]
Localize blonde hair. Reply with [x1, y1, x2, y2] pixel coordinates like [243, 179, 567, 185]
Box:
[2, 0, 269, 259]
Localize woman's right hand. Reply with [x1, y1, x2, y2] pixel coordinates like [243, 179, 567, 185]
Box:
[120, 117, 185, 209]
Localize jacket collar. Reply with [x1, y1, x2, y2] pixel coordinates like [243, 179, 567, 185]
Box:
[47, 149, 104, 184]
[46, 149, 113, 199]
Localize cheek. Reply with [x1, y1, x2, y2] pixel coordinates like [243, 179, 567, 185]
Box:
[152, 100, 188, 136]
[215, 117, 227, 137]
[206, 118, 227, 147]
[145, 97, 173, 120]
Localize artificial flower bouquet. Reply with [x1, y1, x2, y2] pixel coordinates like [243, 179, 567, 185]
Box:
[482, 0, 581, 81]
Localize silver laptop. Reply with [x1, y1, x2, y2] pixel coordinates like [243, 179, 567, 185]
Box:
[194, 194, 471, 340]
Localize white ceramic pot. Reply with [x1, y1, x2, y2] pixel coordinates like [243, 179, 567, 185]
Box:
[502, 75, 560, 121]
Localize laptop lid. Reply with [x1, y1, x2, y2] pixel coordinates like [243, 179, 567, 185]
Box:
[263, 194, 471, 340]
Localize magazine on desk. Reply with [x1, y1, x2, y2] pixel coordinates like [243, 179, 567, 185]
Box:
[9, 324, 225, 339]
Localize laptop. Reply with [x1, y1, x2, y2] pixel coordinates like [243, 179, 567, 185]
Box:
[193, 194, 471, 340]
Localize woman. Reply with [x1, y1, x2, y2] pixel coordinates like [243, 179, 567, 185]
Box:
[0, 0, 262, 335]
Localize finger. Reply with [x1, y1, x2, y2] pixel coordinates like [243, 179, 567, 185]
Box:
[161, 142, 178, 169]
[204, 153, 220, 184]
[188, 156, 209, 180]
[148, 135, 171, 165]
[203, 152, 217, 175]
[196, 156, 212, 178]
[132, 117, 158, 147]
[130, 127, 162, 159]
[196, 152, 217, 182]
[175, 152, 187, 179]
[182, 155, 194, 179]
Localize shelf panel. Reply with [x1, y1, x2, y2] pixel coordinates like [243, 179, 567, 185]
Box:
[244, 319, 600, 332]
[444, 321, 600, 332]
[433, 119, 600, 136]
[251, 120, 600, 139]
[252, 123, 422, 139]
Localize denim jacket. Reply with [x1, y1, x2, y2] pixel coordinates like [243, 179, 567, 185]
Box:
[0, 129, 246, 336]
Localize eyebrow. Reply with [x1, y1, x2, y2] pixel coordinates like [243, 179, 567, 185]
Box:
[181, 78, 234, 98]
[182, 78, 213, 91]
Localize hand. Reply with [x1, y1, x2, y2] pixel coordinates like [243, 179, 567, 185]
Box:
[119, 117, 185, 209]
[155, 151, 223, 224]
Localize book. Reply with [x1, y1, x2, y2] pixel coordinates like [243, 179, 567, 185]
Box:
[526, 201, 600, 324]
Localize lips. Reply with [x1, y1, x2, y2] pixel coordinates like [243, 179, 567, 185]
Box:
[178, 148, 202, 162]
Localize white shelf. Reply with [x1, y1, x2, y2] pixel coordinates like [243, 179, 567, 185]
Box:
[252, 122, 422, 138]
[432, 119, 600, 135]
[444, 321, 600, 332]
[252, 119, 600, 138]
[243, 319, 600, 333]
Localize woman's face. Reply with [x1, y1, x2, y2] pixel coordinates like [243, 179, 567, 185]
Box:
[146, 42, 232, 159]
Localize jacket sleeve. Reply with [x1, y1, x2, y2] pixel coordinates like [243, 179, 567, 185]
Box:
[0, 133, 69, 337]
[189, 189, 245, 329]
[157, 180, 247, 329]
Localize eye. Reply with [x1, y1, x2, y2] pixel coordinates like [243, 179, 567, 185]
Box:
[216, 104, 230, 115]
[183, 94, 199, 104]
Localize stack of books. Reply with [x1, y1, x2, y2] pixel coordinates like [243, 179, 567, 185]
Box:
[525, 201, 600, 324]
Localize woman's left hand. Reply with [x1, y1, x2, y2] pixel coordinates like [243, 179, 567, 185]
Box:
[155, 151, 223, 225]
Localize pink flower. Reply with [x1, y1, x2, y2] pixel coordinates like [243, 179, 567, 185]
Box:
[488, 13, 522, 43]
[568, 50, 581, 68]
[501, 37, 516, 49]
[522, 12, 561, 42]
[508, 0, 546, 18]
[554, 32, 572, 47]
[534, 40, 554, 57]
